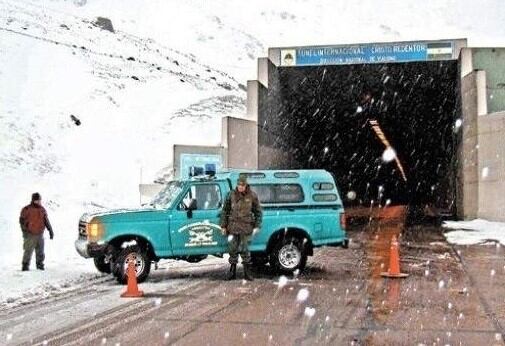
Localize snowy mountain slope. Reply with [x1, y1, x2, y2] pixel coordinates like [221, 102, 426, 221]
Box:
[1, 0, 505, 304]
[0, 0, 247, 303]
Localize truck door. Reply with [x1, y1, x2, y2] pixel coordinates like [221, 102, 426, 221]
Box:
[170, 181, 229, 256]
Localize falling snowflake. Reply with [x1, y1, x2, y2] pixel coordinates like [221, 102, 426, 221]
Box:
[382, 147, 397, 162]
[277, 276, 288, 288]
[227, 234, 234, 242]
[482, 167, 489, 178]
[296, 288, 310, 302]
[347, 191, 357, 200]
[304, 307, 316, 318]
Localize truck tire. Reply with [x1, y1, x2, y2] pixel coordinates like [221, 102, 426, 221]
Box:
[111, 246, 151, 284]
[269, 236, 307, 274]
[93, 256, 111, 274]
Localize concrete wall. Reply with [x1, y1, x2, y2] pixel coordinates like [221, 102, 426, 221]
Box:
[477, 112, 505, 221]
[460, 48, 505, 221]
[222, 116, 258, 169]
[458, 71, 480, 219]
[472, 48, 505, 113]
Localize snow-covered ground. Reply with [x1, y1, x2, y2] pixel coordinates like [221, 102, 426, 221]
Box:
[1, 0, 505, 305]
[443, 219, 505, 246]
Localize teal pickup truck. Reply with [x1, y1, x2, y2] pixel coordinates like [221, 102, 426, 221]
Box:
[75, 169, 348, 283]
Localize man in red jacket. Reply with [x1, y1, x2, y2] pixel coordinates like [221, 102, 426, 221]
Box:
[19, 193, 54, 271]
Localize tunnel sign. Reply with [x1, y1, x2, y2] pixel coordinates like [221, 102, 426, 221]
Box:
[279, 41, 453, 66]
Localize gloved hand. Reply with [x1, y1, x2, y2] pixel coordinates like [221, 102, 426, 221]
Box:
[49, 230, 54, 240]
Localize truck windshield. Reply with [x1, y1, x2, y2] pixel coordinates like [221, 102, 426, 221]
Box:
[151, 181, 184, 209]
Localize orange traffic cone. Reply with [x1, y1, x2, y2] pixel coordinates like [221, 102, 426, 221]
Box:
[121, 259, 144, 298]
[381, 235, 409, 278]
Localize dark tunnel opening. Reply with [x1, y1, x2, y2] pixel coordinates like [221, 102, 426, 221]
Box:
[259, 61, 460, 221]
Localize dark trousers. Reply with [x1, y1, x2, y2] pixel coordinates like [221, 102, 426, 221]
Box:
[228, 233, 251, 265]
[22, 232, 45, 266]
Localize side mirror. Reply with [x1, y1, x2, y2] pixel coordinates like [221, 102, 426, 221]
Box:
[187, 199, 197, 218]
[188, 198, 198, 210]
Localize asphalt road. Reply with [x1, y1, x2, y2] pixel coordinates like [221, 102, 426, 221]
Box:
[1, 213, 505, 345]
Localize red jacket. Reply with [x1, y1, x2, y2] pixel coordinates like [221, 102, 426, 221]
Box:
[19, 203, 52, 235]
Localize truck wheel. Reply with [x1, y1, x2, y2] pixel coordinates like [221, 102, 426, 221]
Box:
[93, 256, 111, 274]
[270, 236, 307, 274]
[112, 246, 151, 284]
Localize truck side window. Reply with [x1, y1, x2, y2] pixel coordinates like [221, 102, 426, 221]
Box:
[180, 184, 222, 210]
[250, 184, 304, 204]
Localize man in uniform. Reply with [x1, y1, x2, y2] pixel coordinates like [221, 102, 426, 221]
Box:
[19, 193, 54, 271]
[220, 175, 262, 281]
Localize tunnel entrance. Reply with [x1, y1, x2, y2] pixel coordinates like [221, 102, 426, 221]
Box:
[259, 60, 460, 220]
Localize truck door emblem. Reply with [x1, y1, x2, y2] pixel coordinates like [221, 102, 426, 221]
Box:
[178, 220, 221, 247]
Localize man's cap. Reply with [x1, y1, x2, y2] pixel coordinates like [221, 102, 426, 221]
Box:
[32, 192, 41, 201]
[237, 174, 248, 185]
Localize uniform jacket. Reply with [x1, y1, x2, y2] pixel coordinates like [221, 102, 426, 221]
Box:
[220, 186, 262, 235]
[19, 203, 53, 235]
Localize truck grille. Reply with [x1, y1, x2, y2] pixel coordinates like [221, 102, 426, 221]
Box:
[78, 221, 87, 238]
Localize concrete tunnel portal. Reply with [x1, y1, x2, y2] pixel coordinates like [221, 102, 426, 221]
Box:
[258, 56, 461, 218]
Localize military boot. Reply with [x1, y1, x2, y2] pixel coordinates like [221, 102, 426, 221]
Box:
[36, 263, 44, 271]
[243, 264, 254, 281]
[227, 264, 237, 280]
[22, 263, 29, 271]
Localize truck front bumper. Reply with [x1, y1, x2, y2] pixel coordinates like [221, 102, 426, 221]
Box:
[75, 239, 108, 258]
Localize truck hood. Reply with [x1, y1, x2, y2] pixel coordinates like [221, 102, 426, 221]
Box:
[80, 206, 166, 224]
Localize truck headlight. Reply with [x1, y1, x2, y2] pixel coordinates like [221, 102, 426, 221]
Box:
[87, 222, 104, 242]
